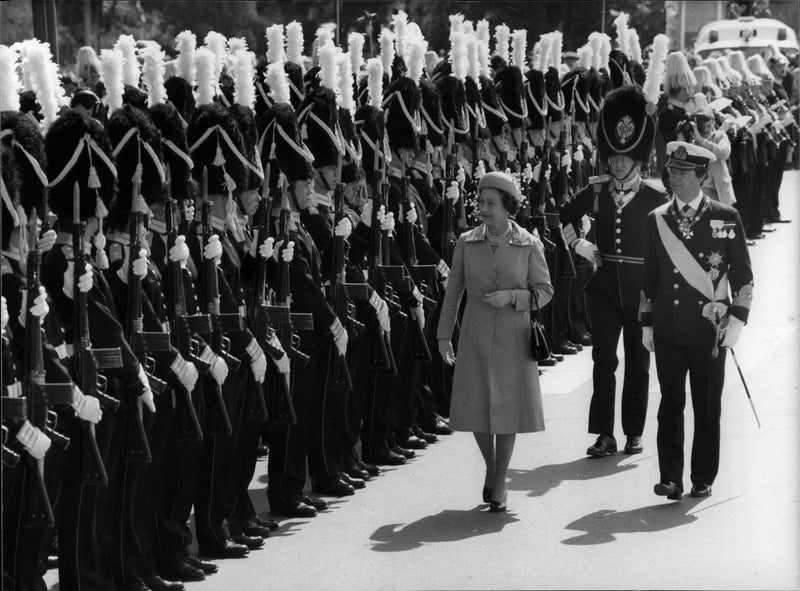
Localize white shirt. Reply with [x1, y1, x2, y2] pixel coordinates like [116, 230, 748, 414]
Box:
[674, 192, 704, 215]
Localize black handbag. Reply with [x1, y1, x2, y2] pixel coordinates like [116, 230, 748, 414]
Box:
[529, 289, 550, 362]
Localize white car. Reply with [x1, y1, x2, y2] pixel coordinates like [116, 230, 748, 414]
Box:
[694, 16, 799, 59]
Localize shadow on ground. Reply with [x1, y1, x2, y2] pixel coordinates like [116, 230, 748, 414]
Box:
[370, 508, 519, 552]
[507, 454, 647, 497]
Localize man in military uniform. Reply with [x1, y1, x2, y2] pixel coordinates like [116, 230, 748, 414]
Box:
[641, 141, 753, 500]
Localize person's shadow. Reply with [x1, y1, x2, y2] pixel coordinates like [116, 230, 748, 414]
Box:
[370, 507, 520, 552]
[508, 454, 647, 497]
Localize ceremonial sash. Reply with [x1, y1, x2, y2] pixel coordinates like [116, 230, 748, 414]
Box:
[655, 212, 728, 302]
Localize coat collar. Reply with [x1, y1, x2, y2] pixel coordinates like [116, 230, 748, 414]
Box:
[463, 220, 537, 246]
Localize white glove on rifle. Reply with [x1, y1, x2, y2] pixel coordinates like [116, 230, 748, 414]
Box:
[572, 238, 601, 266]
[16, 421, 51, 460]
[246, 339, 267, 384]
[168, 235, 190, 264]
[456, 166, 466, 186]
[170, 354, 199, 392]
[370, 293, 391, 333]
[438, 339, 455, 366]
[38, 229, 57, 254]
[137, 365, 156, 413]
[405, 202, 418, 225]
[381, 212, 395, 233]
[18, 286, 49, 327]
[334, 217, 353, 239]
[258, 237, 275, 260]
[280, 241, 295, 262]
[266, 332, 290, 374]
[360, 200, 374, 227]
[71, 385, 102, 423]
[117, 248, 149, 284]
[522, 163, 534, 183]
[445, 181, 460, 202]
[1, 296, 8, 330]
[200, 345, 229, 386]
[474, 160, 487, 180]
[411, 303, 425, 329]
[203, 234, 222, 264]
[641, 326, 654, 352]
[62, 261, 93, 299]
[721, 315, 745, 348]
[330, 318, 348, 357]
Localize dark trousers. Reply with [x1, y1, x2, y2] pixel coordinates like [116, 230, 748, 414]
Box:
[341, 329, 372, 467]
[588, 298, 650, 437]
[654, 341, 726, 491]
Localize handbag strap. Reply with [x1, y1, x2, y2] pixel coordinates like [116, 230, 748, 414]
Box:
[530, 288, 541, 318]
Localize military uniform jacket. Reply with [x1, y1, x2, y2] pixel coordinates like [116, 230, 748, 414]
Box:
[640, 197, 753, 349]
[560, 182, 668, 307]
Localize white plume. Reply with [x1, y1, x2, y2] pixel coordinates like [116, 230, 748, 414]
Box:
[141, 44, 167, 107]
[643, 33, 669, 106]
[318, 40, 339, 91]
[425, 50, 440, 78]
[628, 28, 642, 63]
[577, 43, 593, 70]
[266, 24, 286, 64]
[467, 33, 480, 80]
[114, 34, 140, 87]
[0, 45, 21, 111]
[462, 20, 475, 35]
[265, 61, 290, 105]
[227, 37, 248, 57]
[25, 42, 66, 128]
[599, 33, 611, 71]
[549, 31, 562, 70]
[204, 31, 228, 79]
[232, 50, 256, 109]
[194, 47, 217, 106]
[613, 12, 629, 57]
[337, 51, 355, 113]
[476, 20, 490, 45]
[407, 35, 427, 84]
[449, 14, 464, 39]
[286, 21, 304, 65]
[494, 24, 510, 63]
[365, 57, 383, 108]
[99, 48, 124, 115]
[392, 10, 409, 60]
[512, 29, 527, 71]
[536, 34, 551, 71]
[379, 29, 396, 77]
[348, 32, 365, 77]
[478, 40, 491, 77]
[451, 31, 468, 81]
[174, 31, 196, 84]
[12, 40, 36, 90]
[589, 32, 603, 70]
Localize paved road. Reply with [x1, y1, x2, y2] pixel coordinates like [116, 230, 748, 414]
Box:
[47, 172, 800, 590]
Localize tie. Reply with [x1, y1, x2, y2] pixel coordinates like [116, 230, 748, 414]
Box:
[681, 204, 694, 219]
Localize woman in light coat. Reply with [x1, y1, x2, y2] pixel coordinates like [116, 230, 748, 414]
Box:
[437, 172, 553, 512]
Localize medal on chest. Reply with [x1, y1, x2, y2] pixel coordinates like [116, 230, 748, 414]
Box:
[710, 219, 736, 239]
[706, 250, 723, 281]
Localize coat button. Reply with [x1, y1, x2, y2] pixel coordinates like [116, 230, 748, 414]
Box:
[616, 249, 622, 254]
[616, 218, 621, 223]
[698, 300, 703, 305]
[673, 283, 679, 289]
[673, 299, 679, 305]
[616, 228, 621, 233]
[673, 268, 679, 274]
[698, 253, 704, 258]
[615, 238, 621, 243]
[617, 209, 622, 215]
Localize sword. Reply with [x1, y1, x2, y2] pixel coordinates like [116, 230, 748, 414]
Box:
[729, 348, 761, 429]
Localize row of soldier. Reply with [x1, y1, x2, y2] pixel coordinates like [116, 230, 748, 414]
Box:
[0, 9, 792, 591]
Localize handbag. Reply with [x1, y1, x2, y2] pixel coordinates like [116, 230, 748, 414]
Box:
[529, 289, 550, 362]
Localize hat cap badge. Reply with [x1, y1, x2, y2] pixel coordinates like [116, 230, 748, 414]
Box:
[674, 145, 688, 160]
[615, 115, 635, 145]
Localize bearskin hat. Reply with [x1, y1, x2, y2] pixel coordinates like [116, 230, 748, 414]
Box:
[298, 86, 341, 168]
[229, 103, 262, 191]
[165, 76, 196, 123]
[544, 66, 563, 123]
[480, 75, 506, 137]
[122, 84, 149, 111]
[464, 76, 484, 135]
[1, 126, 19, 249]
[354, 104, 385, 185]
[46, 110, 117, 221]
[186, 102, 248, 197]
[524, 69, 547, 131]
[383, 76, 419, 151]
[419, 79, 444, 149]
[565, 68, 592, 123]
[149, 101, 197, 203]
[257, 102, 314, 184]
[496, 65, 526, 129]
[1, 111, 47, 219]
[608, 49, 630, 89]
[339, 106, 361, 167]
[438, 75, 468, 143]
[596, 85, 654, 163]
[284, 62, 305, 110]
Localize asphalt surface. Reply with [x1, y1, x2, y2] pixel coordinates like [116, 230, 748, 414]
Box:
[46, 171, 800, 590]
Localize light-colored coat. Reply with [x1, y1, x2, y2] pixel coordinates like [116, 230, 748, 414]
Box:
[437, 221, 554, 434]
[696, 130, 736, 206]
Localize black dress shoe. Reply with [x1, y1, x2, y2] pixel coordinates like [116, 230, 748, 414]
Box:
[771, 218, 791, 223]
[572, 332, 592, 346]
[198, 538, 249, 558]
[356, 459, 381, 476]
[565, 340, 583, 352]
[586, 434, 617, 457]
[624, 435, 643, 454]
[344, 464, 371, 480]
[230, 532, 265, 549]
[396, 434, 427, 450]
[240, 520, 271, 538]
[654, 481, 682, 500]
[159, 561, 205, 582]
[390, 444, 416, 459]
[489, 492, 507, 513]
[250, 515, 280, 531]
[427, 417, 453, 436]
[746, 239, 756, 246]
[552, 342, 578, 355]
[300, 494, 328, 511]
[123, 581, 151, 591]
[312, 477, 356, 497]
[690, 483, 712, 497]
[412, 426, 438, 444]
[538, 355, 557, 366]
[184, 554, 218, 574]
[482, 487, 492, 504]
[362, 448, 406, 465]
[339, 472, 366, 489]
[551, 352, 564, 362]
[144, 576, 185, 591]
[270, 498, 317, 517]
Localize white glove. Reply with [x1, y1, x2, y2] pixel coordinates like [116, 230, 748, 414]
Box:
[522, 163, 534, 183]
[334, 217, 353, 239]
[132, 249, 148, 278]
[0, 296, 8, 330]
[721, 315, 745, 348]
[360, 200, 374, 227]
[168, 235, 190, 264]
[572, 238, 600, 265]
[259, 237, 275, 259]
[171, 354, 199, 392]
[411, 303, 425, 329]
[561, 152, 572, 169]
[16, 421, 51, 460]
[203, 234, 222, 264]
[63, 261, 93, 299]
[18, 286, 49, 327]
[474, 160, 486, 180]
[331, 318, 348, 356]
[641, 326, 654, 352]
[93, 232, 107, 258]
[71, 386, 102, 423]
[381, 212, 395, 233]
[405, 202, 418, 225]
[573, 145, 585, 162]
[445, 181, 460, 202]
[38, 229, 57, 254]
[580, 215, 592, 237]
[482, 290, 514, 309]
[374, 297, 391, 332]
[438, 340, 455, 366]
[246, 339, 267, 383]
[205, 346, 229, 386]
[456, 166, 466, 185]
[137, 365, 156, 413]
[267, 333, 291, 374]
[281, 241, 295, 262]
[532, 162, 542, 183]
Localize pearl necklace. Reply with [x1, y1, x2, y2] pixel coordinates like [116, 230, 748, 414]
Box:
[485, 224, 512, 244]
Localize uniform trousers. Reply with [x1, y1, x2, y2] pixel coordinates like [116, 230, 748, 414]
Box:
[341, 327, 372, 468]
[588, 295, 650, 437]
[654, 341, 726, 492]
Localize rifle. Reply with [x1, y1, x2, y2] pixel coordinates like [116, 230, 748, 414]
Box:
[440, 125, 460, 266]
[72, 182, 122, 486]
[23, 211, 72, 526]
[553, 121, 577, 279]
[2, 425, 20, 468]
[163, 166, 203, 441]
[530, 134, 557, 253]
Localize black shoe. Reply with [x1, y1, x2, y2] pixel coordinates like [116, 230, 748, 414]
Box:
[255, 443, 269, 457]
[144, 576, 185, 591]
[770, 218, 791, 223]
[746, 239, 756, 246]
[624, 435, 643, 454]
[356, 459, 381, 476]
[250, 515, 280, 531]
[427, 417, 453, 436]
[123, 581, 151, 591]
[412, 426, 438, 444]
[586, 434, 617, 457]
[240, 520, 271, 538]
[339, 472, 366, 489]
[362, 448, 406, 466]
[198, 539, 249, 558]
[396, 434, 427, 450]
[482, 487, 492, 504]
[159, 561, 205, 582]
[312, 477, 355, 497]
[270, 498, 317, 517]
[565, 340, 583, 352]
[553, 342, 578, 355]
[344, 463, 371, 480]
[489, 491, 507, 513]
[300, 494, 328, 511]
[690, 483, 712, 497]
[184, 554, 218, 574]
[572, 332, 592, 346]
[390, 444, 416, 459]
[230, 532, 265, 549]
[551, 352, 564, 362]
[654, 481, 682, 500]
[539, 355, 558, 367]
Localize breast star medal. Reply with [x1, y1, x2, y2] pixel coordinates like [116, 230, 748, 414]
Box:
[707, 250, 723, 281]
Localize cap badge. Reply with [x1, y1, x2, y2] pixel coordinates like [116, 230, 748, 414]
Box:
[615, 115, 635, 144]
[674, 145, 688, 160]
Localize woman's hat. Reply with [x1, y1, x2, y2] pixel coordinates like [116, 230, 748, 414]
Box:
[477, 171, 520, 201]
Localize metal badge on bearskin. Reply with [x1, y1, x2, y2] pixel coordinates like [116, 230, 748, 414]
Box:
[615, 115, 635, 145]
